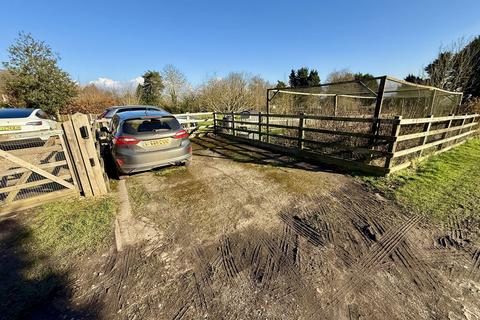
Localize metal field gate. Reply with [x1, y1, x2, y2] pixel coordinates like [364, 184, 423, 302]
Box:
[0, 130, 78, 215]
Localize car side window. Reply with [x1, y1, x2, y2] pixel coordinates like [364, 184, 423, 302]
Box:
[36, 110, 49, 119]
[111, 117, 119, 134]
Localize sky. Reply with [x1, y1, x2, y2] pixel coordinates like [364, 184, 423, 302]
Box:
[1, 0, 479, 90]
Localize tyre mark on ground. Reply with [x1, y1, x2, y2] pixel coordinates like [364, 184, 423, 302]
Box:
[324, 214, 422, 311]
[279, 213, 327, 247]
[220, 236, 240, 279]
[257, 233, 320, 314]
[467, 248, 480, 281]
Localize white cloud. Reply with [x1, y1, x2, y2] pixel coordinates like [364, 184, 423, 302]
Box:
[88, 76, 144, 92]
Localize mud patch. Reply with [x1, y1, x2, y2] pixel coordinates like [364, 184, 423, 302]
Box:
[49, 137, 480, 320]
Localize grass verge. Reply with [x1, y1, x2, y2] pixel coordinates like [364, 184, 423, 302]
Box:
[0, 196, 117, 319]
[30, 196, 117, 256]
[363, 138, 480, 220]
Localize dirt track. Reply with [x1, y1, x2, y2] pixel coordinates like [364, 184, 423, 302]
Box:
[39, 135, 480, 319]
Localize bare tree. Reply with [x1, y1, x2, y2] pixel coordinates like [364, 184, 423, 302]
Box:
[198, 72, 259, 112]
[248, 76, 271, 110]
[162, 64, 188, 111]
[119, 91, 140, 105]
[325, 69, 355, 83]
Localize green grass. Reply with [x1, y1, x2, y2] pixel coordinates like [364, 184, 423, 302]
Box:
[30, 196, 117, 256]
[153, 165, 188, 177]
[363, 139, 480, 220]
[127, 183, 152, 217]
[0, 196, 117, 319]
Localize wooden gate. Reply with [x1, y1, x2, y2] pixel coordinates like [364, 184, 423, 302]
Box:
[0, 130, 78, 215]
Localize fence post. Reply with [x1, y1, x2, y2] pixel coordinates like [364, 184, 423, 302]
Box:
[429, 90, 437, 115]
[231, 111, 235, 136]
[266, 113, 270, 143]
[213, 112, 217, 134]
[419, 115, 434, 157]
[371, 76, 387, 134]
[186, 112, 190, 131]
[369, 76, 387, 159]
[459, 114, 467, 134]
[334, 95, 338, 116]
[385, 116, 402, 170]
[258, 112, 262, 141]
[438, 114, 453, 151]
[298, 113, 305, 150]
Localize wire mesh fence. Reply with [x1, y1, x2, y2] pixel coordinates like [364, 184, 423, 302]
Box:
[267, 76, 463, 119]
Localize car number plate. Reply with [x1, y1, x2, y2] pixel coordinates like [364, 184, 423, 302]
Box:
[0, 126, 21, 131]
[142, 138, 171, 148]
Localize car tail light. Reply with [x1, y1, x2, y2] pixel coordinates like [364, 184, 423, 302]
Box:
[188, 145, 192, 154]
[26, 121, 42, 126]
[116, 158, 125, 166]
[173, 129, 189, 139]
[113, 136, 139, 145]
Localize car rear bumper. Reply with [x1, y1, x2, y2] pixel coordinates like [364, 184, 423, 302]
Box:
[113, 141, 192, 174]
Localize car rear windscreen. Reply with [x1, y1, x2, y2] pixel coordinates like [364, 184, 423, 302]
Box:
[0, 109, 34, 118]
[122, 117, 181, 134]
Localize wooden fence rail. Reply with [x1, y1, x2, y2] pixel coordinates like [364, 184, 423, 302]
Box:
[0, 130, 79, 214]
[213, 112, 479, 175]
[388, 114, 479, 173]
[1, 113, 109, 215]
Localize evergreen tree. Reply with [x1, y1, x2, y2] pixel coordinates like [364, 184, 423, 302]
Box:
[461, 36, 480, 98]
[307, 70, 320, 86]
[288, 68, 321, 87]
[2, 32, 77, 115]
[404, 74, 427, 85]
[137, 70, 164, 106]
[296, 67, 310, 86]
[354, 73, 375, 83]
[288, 69, 297, 87]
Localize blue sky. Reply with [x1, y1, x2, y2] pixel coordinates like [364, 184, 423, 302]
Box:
[1, 0, 479, 88]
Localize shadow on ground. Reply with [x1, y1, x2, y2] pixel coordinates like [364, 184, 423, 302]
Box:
[193, 134, 337, 173]
[0, 217, 101, 320]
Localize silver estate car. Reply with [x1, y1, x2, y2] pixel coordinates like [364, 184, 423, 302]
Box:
[104, 110, 192, 175]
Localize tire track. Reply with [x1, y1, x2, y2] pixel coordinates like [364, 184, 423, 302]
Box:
[220, 236, 240, 279]
[391, 242, 437, 290]
[467, 248, 480, 281]
[256, 233, 319, 311]
[324, 214, 422, 311]
[279, 213, 327, 247]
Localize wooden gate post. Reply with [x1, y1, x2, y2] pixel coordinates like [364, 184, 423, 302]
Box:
[334, 95, 338, 116]
[258, 112, 262, 141]
[298, 113, 305, 150]
[231, 112, 235, 136]
[213, 112, 217, 134]
[369, 76, 387, 158]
